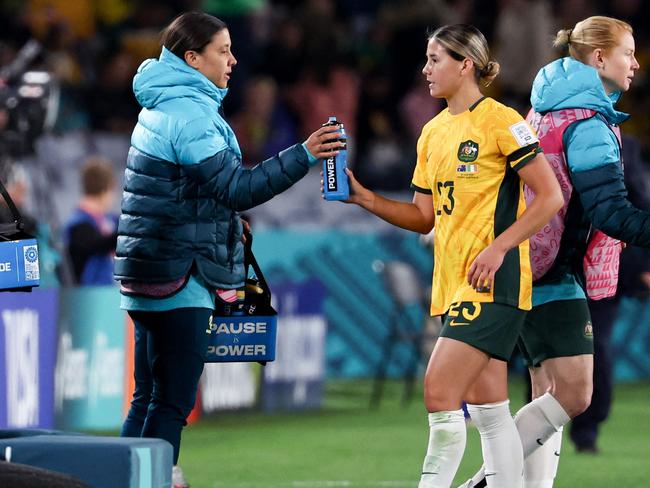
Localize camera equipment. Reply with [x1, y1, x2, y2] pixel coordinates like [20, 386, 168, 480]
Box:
[0, 40, 60, 158]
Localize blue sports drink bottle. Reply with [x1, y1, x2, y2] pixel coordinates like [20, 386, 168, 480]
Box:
[322, 116, 349, 201]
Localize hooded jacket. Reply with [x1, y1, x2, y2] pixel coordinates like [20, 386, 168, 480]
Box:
[530, 57, 650, 304]
[114, 47, 312, 289]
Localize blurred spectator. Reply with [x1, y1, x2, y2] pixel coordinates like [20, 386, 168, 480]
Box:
[289, 62, 359, 142]
[88, 50, 139, 132]
[202, 0, 268, 111]
[355, 22, 392, 76]
[296, 0, 345, 64]
[63, 156, 118, 285]
[118, 1, 177, 63]
[376, 0, 460, 98]
[493, 0, 555, 113]
[229, 75, 298, 166]
[25, 0, 96, 41]
[257, 17, 305, 86]
[286, 0, 359, 140]
[551, 0, 596, 32]
[354, 68, 408, 189]
[399, 66, 444, 146]
[42, 20, 91, 132]
[606, 0, 650, 44]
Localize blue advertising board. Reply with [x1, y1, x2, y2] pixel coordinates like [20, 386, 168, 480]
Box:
[0, 238, 40, 291]
[56, 286, 126, 430]
[261, 280, 326, 411]
[0, 288, 58, 428]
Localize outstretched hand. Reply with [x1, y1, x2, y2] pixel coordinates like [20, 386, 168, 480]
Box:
[343, 168, 373, 207]
[320, 168, 374, 208]
[304, 125, 346, 160]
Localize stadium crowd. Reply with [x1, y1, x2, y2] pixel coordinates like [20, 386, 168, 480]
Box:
[2, 0, 650, 194]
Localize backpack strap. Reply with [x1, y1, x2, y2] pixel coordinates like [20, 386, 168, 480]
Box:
[243, 230, 272, 305]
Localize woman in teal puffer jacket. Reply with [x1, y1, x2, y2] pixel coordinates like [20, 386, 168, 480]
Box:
[115, 11, 342, 484]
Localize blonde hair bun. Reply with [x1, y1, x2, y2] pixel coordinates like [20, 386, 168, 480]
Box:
[481, 60, 500, 86]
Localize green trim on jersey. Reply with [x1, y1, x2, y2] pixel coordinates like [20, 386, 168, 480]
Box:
[493, 164, 521, 306]
[411, 183, 433, 194]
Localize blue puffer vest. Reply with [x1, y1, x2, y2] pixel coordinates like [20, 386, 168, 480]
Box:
[114, 47, 312, 288]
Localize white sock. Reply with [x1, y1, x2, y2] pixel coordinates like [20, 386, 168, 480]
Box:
[467, 401, 523, 488]
[515, 393, 570, 458]
[418, 409, 466, 488]
[463, 466, 486, 487]
[463, 394, 569, 487]
[523, 427, 563, 488]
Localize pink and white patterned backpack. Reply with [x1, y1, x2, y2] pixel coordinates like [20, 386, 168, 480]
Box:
[525, 108, 623, 300]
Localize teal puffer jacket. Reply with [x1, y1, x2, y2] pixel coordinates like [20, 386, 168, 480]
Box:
[114, 47, 312, 288]
[529, 57, 650, 305]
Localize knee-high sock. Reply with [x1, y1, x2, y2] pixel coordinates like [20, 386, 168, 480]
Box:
[419, 409, 467, 488]
[462, 394, 569, 487]
[515, 393, 569, 458]
[467, 401, 523, 488]
[523, 428, 563, 488]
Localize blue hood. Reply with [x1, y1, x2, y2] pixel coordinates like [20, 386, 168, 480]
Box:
[530, 57, 628, 125]
[133, 46, 228, 110]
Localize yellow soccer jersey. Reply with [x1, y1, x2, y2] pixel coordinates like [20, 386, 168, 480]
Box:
[411, 97, 541, 316]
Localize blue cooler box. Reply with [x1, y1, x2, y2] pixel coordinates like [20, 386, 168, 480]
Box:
[0, 430, 172, 488]
[206, 314, 277, 362]
[0, 237, 39, 291]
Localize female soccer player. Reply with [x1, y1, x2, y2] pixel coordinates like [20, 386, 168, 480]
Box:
[462, 16, 650, 488]
[340, 24, 562, 487]
[115, 11, 342, 488]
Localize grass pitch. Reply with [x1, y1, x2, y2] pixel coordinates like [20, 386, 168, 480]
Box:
[179, 380, 650, 487]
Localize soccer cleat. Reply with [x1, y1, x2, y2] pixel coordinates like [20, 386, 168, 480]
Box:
[172, 465, 190, 488]
[576, 444, 599, 454]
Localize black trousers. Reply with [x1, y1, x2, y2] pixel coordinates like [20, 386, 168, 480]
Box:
[569, 297, 618, 449]
[120, 308, 211, 464]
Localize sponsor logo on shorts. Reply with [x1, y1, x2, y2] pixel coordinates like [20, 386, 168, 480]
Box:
[449, 319, 470, 326]
[584, 321, 594, 338]
[448, 302, 482, 326]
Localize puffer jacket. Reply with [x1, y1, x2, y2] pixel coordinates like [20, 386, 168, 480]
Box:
[114, 47, 313, 288]
[529, 57, 650, 304]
